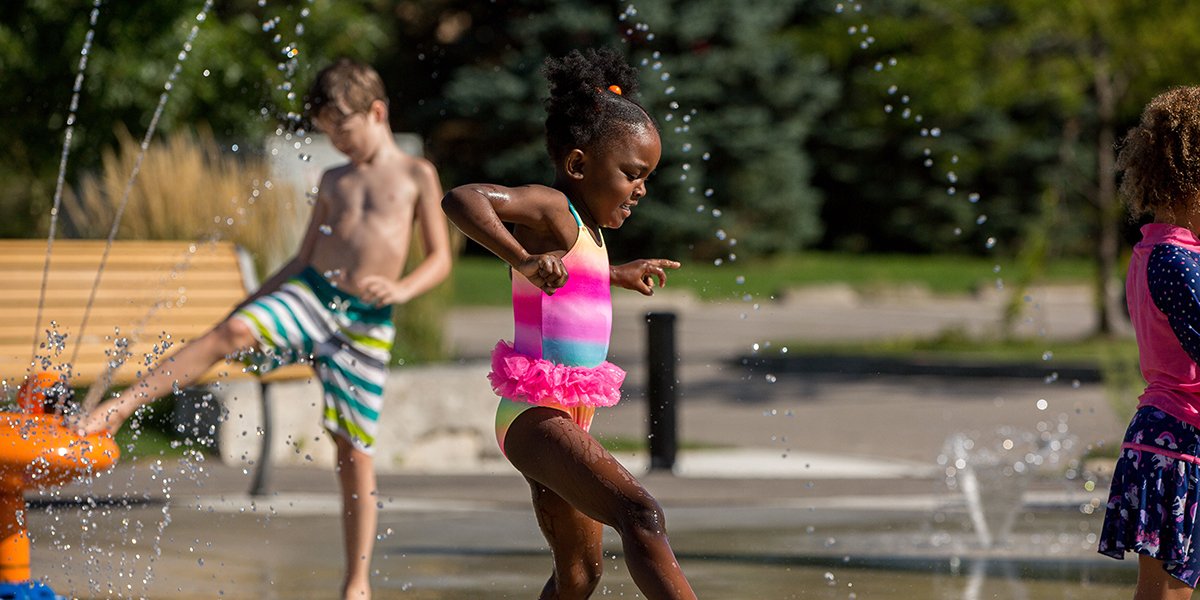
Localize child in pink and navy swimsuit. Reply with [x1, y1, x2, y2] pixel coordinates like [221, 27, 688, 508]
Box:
[1100, 86, 1200, 599]
[442, 48, 696, 600]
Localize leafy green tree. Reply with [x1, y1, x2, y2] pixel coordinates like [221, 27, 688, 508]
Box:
[804, 0, 1200, 335]
[0, 0, 390, 238]
[999, 0, 1200, 334]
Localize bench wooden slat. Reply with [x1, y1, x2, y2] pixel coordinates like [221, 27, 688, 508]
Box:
[0, 239, 319, 387]
[0, 305, 239, 326]
[0, 359, 313, 386]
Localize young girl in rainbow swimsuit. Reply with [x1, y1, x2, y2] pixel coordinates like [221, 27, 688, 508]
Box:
[442, 48, 697, 600]
[1100, 86, 1200, 600]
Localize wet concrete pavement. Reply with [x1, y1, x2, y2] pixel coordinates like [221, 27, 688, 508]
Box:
[25, 284, 1139, 598]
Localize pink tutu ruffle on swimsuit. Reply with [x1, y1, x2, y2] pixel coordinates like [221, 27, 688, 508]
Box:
[488, 340, 625, 407]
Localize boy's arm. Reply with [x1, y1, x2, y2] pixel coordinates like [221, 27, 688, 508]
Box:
[230, 184, 329, 314]
[360, 159, 453, 306]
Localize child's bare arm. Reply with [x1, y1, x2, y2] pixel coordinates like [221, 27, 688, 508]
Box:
[229, 187, 328, 314]
[611, 259, 681, 296]
[442, 184, 569, 294]
[360, 159, 453, 306]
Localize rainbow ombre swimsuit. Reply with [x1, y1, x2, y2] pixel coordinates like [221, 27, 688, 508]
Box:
[489, 202, 625, 453]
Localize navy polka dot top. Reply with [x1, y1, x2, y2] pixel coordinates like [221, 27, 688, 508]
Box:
[1129, 223, 1200, 426]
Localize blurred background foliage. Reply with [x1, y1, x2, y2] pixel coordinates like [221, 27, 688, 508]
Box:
[6, 0, 1200, 335]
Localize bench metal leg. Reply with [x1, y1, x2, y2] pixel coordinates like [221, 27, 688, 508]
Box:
[248, 381, 272, 497]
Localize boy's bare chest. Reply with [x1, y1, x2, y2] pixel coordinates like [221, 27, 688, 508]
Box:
[327, 171, 416, 222]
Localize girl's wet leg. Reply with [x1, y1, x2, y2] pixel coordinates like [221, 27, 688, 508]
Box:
[505, 408, 697, 600]
[1135, 554, 1195, 600]
[526, 476, 604, 599]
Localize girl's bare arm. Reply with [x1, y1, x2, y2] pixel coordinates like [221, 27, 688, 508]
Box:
[441, 184, 569, 294]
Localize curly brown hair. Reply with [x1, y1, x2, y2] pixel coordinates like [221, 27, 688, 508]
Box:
[542, 47, 656, 161]
[1118, 86, 1200, 220]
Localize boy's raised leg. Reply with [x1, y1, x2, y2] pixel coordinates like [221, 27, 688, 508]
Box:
[335, 434, 377, 600]
[78, 317, 258, 435]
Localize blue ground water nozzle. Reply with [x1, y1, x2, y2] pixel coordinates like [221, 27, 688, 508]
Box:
[0, 580, 64, 600]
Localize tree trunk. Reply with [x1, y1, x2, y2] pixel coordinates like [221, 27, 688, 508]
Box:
[1093, 58, 1123, 337]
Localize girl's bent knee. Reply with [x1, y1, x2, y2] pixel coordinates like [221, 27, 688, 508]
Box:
[618, 496, 668, 539]
[558, 563, 602, 598]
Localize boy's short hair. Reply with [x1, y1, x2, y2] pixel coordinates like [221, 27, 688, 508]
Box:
[306, 58, 388, 119]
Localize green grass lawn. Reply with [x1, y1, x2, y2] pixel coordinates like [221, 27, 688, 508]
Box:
[769, 330, 1138, 366]
[449, 252, 1095, 305]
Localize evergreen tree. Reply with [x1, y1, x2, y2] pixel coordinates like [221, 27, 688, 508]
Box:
[424, 0, 838, 260]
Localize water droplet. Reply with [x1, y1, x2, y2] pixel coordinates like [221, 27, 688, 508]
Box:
[976, 215, 987, 225]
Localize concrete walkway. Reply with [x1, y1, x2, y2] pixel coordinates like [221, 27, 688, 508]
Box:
[26, 283, 1137, 599]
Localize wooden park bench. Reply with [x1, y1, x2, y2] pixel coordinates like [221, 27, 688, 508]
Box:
[0, 239, 312, 494]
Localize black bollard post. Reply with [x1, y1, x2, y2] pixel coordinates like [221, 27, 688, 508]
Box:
[248, 381, 272, 497]
[646, 312, 678, 472]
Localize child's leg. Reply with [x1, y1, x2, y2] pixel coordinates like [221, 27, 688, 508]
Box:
[334, 434, 377, 600]
[527, 477, 605, 599]
[78, 317, 258, 435]
[505, 407, 697, 600]
[1137, 555, 1195, 600]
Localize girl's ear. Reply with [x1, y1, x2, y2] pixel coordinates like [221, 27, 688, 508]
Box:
[564, 149, 587, 180]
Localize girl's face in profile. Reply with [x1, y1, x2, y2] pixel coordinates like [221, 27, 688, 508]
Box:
[579, 124, 661, 229]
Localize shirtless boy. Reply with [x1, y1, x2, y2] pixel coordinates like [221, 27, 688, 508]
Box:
[77, 58, 452, 599]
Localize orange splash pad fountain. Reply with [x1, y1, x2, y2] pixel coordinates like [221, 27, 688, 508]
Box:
[0, 372, 118, 599]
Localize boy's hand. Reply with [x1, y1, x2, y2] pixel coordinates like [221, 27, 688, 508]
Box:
[359, 275, 411, 307]
[515, 253, 568, 295]
[611, 259, 681, 296]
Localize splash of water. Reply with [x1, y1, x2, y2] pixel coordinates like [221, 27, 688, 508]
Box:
[30, 0, 104, 365]
[69, 1, 216, 378]
[939, 427, 1075, 549]
[620, 2, 761, 356]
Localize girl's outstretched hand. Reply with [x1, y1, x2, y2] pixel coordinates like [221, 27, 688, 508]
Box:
[612, 259, 681, 296]
[516, 253, 569, 295]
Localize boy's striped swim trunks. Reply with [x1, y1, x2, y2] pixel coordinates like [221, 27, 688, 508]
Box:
[233, 266, 394, 454]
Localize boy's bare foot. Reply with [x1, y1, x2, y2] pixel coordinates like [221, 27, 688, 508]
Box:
[341, 579, 370, 600]
[72, 396, 131, 437]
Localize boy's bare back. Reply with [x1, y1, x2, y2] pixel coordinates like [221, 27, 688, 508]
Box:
[309, 145, 442, 298]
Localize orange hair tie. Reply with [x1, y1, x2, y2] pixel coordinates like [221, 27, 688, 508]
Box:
[607, 84, 623, 95]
